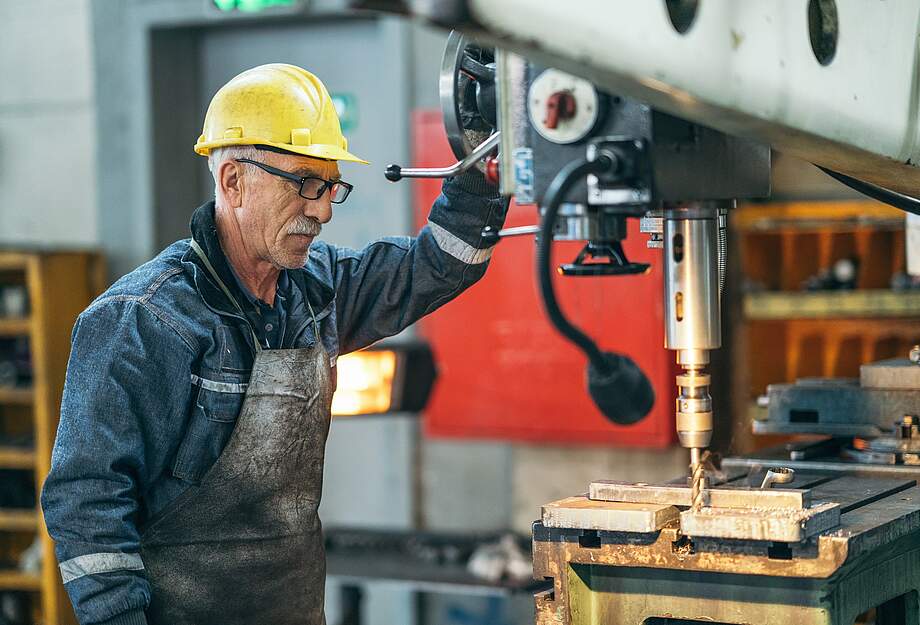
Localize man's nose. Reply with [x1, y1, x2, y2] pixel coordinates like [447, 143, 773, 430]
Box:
[305, 197, 332, 224]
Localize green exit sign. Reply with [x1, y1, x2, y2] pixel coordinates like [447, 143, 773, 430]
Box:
[331, 93, 359, 133]
[213, 0, 298, 12]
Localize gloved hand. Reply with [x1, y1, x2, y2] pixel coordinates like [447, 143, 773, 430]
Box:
[451, 169, 500, 198]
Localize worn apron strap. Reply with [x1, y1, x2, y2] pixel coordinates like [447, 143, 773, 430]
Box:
[190, 238, 321, 351]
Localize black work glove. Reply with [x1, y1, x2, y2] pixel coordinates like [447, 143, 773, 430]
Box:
[451, 169, 500, 199]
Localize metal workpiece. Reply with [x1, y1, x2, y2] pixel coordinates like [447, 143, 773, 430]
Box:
[680, 502, 840, 542]
[542, 497, 679, 533]
[588, 480, 811, 510]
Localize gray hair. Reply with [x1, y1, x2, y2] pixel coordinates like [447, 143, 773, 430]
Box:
[208, 145, 262, 204]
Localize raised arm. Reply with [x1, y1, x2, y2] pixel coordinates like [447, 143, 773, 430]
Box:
[330, 173, 509, 355]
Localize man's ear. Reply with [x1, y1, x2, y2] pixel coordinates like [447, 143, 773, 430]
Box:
[218, 160, 245, 208]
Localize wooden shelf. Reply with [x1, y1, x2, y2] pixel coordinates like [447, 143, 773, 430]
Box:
[0, 570, 41, 591]
[744, 290, 920, 320]
[734, 201, 906, 232]
[0, 447, 36, 469]
[0, 509, 38, 532]
[0, 250, 105, 624]
[0, 253, 30, 272]
[0, 317, 31, 337]
[0, 387, 33, 405]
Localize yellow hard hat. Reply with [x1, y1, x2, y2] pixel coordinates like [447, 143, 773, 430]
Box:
[194, 63, 368, 164]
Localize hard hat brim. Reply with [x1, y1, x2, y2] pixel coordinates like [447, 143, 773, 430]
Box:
[194, 138, 370, 165]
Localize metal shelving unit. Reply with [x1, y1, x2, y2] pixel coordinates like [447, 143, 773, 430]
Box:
[743, 290, 920, 320]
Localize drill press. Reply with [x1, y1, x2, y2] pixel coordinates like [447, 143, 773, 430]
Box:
[383, 35, 750, 489]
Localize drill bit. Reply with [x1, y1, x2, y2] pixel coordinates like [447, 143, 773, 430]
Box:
[690, 448, 710, 510]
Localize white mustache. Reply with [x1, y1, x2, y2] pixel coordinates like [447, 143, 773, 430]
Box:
[287, 217, 322, 237]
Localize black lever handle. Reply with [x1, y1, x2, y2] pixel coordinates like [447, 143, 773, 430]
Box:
[385, 165, 403, 182]
[384, 132, 501, 183]
[479, 224, 541, 246]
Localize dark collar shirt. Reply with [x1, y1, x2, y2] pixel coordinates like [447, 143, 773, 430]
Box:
[226, 262, 289, 350]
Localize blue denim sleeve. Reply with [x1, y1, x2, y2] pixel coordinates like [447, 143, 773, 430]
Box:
[332, 173, 509, 354]
[41, 298, 194, 625]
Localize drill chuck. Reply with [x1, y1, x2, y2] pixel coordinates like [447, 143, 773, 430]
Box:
[676, 370, 713, 449]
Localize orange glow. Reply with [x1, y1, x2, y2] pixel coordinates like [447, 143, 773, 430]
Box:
[331, 350, 398, 416]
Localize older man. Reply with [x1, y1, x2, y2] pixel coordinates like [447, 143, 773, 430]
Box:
[41, 64, 507, 625]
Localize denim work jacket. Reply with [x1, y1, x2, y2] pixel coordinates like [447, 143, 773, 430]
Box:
[41, 175, 508, 625]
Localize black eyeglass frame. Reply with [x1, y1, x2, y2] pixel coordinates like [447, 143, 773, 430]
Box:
[235, 157, 354, 204]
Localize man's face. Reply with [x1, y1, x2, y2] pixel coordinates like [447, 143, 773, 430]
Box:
[237, 151, 340, 269]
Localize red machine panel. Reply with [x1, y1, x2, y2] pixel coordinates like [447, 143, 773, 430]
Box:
[412, 110, 676, 446]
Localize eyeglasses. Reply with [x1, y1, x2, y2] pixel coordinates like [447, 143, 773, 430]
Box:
[235, 158, 354, 204]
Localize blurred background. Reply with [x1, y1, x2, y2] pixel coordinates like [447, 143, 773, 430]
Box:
[0, 1, 916, 624]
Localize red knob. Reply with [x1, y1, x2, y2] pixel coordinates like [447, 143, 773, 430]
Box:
[485, 156, 500, 185]
[543, 91, 577, 129]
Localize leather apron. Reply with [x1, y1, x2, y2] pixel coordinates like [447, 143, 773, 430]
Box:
[140, 241, 332, 625]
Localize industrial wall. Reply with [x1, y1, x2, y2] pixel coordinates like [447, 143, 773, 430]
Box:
[0, 0, 97, 247]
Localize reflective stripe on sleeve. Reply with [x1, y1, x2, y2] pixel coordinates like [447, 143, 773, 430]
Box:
[190, 374, 248, 393]
[428, 222, 494, 265]
[59, 552, 145, 584]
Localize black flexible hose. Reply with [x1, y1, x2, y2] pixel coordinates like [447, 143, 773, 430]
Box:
[536, 155, 655, 424]
[817, 165, 920, 217]
[536, 156, 613, 372]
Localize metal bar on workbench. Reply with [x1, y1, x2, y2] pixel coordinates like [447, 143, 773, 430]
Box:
[589, 481, 810, 509]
